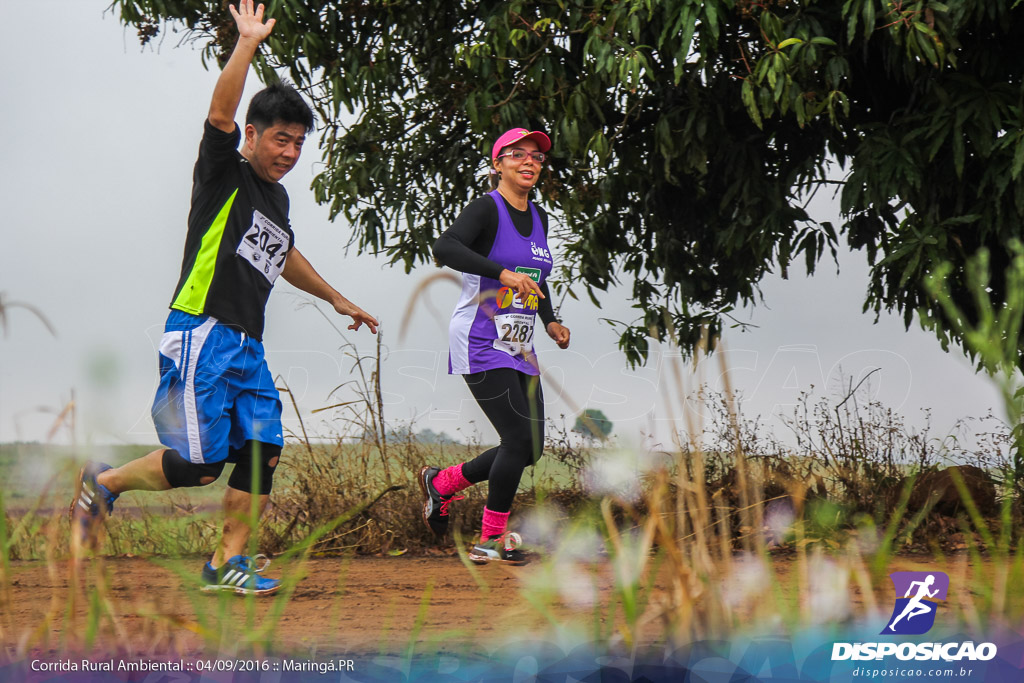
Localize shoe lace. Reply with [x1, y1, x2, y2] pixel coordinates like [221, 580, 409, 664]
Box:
[500, 531, 523, 552]
[439, 494, 465, 516]
[235, 555, 271, 574]
[252, 554, 271, 573]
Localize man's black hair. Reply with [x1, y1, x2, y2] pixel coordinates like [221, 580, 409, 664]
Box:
[245, 81, 314, 134]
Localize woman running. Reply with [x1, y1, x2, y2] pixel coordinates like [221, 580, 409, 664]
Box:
[420, 127, 571, 565]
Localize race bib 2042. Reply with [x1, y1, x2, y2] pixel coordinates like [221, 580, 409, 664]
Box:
[236, 210, 289, 283]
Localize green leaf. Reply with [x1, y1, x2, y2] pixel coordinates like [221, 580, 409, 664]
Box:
[778, 37, 804, 49]
[704, 1, 720, 41]
[742, 79, 763, 129]
[915, 32, 936, 67]
[678, 6, 698, 57]
[952, 124, 966, 178]
[655, 116, 673, 156]
[761, 11, 783, 44]
[1014, 134, 1024, 180]
[844, 0, 860, 43]
[774, 66, 787, 100]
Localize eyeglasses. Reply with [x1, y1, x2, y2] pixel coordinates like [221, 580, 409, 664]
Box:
[497, 149, 546, 164]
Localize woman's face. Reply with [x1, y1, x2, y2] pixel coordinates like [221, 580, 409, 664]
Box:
[493, 138, 543, 193]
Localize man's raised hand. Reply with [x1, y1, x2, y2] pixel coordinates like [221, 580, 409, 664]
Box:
[229, 0, 276, 43]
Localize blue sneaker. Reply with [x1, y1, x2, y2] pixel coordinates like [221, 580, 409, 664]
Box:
[69, 462, 119, 546]
[201, 555, 280, 596]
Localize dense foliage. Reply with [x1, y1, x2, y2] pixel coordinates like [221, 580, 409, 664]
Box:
[112, 0, 1024, 363]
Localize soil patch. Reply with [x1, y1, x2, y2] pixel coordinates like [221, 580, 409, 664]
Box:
[0, 552, 996, 658]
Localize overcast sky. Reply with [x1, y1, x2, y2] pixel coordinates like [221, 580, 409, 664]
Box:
[0, 1, 1006, 454]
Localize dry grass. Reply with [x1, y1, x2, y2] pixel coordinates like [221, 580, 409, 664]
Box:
[2, 299, 1022, 662]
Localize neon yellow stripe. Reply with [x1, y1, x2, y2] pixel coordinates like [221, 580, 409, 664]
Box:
[171, 189, 238, 315]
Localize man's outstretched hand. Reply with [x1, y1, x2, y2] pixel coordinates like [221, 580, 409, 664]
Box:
[229, 0, 275, 43]
[334, 300, 379, 334]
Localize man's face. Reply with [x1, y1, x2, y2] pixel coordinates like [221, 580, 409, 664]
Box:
[244, 121, 306, 182]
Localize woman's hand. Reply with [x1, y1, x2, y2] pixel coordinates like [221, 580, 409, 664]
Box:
[499, 269, 544, 300]
[546, 321, 570, 349]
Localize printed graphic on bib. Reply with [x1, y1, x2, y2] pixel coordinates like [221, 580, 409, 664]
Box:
[237, 210, 289, 283]
[492, 266, 541, 357]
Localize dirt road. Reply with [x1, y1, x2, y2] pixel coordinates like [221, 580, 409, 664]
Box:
[0, 551, 995, 660]
[4, 553, 581, 658]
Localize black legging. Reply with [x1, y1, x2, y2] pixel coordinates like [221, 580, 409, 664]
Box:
[460, 367, 545, 513]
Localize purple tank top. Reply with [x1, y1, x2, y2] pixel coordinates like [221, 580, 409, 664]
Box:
[448, 191, 553, 375]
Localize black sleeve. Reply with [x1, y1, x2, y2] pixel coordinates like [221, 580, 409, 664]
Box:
[538, 280, 557, 326]
[533, 204, 558, 326]
[432, 197, 504, 280]
[194, 119, 241, 184]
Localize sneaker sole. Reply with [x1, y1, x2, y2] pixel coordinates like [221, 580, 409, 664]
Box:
[68, 466, 86, 522]
[467, 550, 529, 566]
[418, 466, 446, 537]
[69, 467, 88, 555]
[69, 466, 106, 553]
[200, 583, 281, 596]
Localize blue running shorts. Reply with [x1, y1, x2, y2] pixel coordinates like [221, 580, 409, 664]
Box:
[151, 310, 283, 464]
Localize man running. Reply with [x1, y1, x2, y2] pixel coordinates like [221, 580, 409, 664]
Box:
[70, 0, 377, 595]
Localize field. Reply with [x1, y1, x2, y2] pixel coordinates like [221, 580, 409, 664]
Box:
[2, 381, 1023, 680]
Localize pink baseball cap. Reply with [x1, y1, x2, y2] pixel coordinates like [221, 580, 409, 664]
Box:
[491, 128, 552, 161]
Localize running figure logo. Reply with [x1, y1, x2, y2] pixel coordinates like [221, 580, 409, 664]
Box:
[882, 571, 949, 635]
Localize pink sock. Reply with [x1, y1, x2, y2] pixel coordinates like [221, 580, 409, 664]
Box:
[433, 464, 472, 497]
[480, 507, 510, 542]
